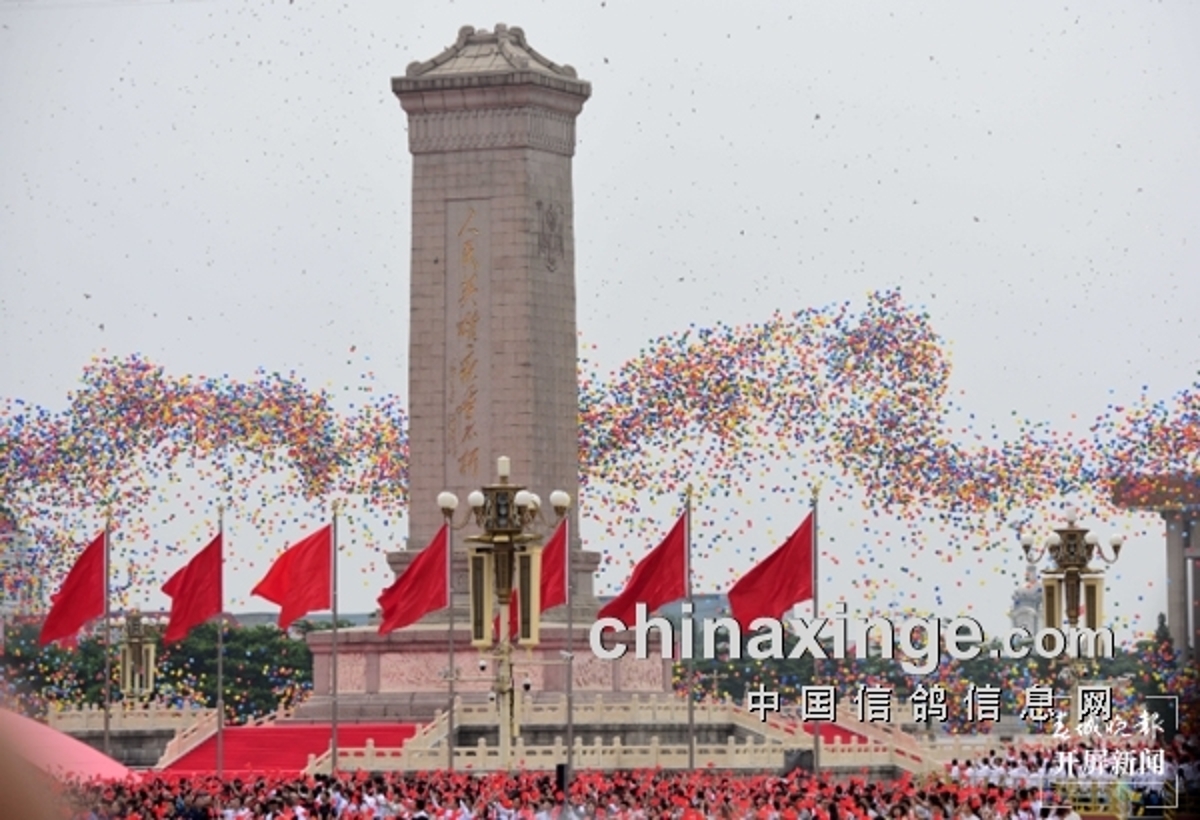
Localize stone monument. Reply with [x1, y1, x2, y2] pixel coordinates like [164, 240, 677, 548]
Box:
[388, 22, 599, 622]
[298, 26, 669, 722]
[1008, 564, 1043, 635]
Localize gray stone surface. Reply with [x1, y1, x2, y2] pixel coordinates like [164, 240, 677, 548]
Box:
[1163, 511, 1196, 663]
[70, 729, 175, 769]
[389, 24, 599, 621]
[290, 28, 673, 730]
[402, 24, 583, 82]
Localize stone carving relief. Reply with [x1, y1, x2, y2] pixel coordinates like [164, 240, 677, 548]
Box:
[336, 654, 367, 694]
[618, 655, 666, 691]
[572, 655, 613, 690]
[536, 200, 565, 272]
[408, 109, 576, 156]
[379, 652, 492, 693]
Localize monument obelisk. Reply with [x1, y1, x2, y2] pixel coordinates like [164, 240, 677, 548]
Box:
[299, 27, 667, 720]
[388, 23, 600, 620]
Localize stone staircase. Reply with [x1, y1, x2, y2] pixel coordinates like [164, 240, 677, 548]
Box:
[155, 707, 292, 771]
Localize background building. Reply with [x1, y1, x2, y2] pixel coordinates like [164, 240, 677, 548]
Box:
[0, 505, 41, 618]
[1008, 565, 1044, 635]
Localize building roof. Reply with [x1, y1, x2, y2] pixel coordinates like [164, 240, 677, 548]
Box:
[404, 24, 580, 81]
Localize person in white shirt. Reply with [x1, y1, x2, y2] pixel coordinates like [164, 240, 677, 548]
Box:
[987, 759, 1002, 787]
[1006, 762, 1024, 790]
[363, 787, 380, 818]
[221, 797, 253, 820]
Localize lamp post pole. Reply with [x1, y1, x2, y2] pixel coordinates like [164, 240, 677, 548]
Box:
[497, 624, 515, 768]
[436, 494, 459, 773]
[440, 457, 571, 772]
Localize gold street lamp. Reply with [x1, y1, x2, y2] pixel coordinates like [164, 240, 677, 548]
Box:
[117, 610, 157, 706]
[439, 456, 570, 770]
[1020, 507, 1123, 631]
[1020, 508, 1123, 727]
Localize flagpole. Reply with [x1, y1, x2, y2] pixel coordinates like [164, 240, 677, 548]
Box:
[565, 518, 574, 788]
[685, 486, 695, 772]
[811, 485, 821, 775]
[102, 515, 112, 758]
[216, 506, 226, 779]
[331, 505, 340, 776]
[447, 518, 456, 772]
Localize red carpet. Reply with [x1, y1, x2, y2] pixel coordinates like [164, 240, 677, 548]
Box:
[164, 724, 419, 775]
[756, 718, 867, 744]
[800, 723, 867, 743]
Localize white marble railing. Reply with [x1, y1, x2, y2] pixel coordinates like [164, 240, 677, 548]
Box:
[834, 702, 924, 753]
[456, 693, 812, 745]
[819, 738, 921, 772]
[247, 706, 294, 727]
[917, 733, 1057, 762]
[305, 692, 1064, 776]
[403, 708, 451, 751]
[155, 709, 221, 770]
[48, 703, 214, 733]
[307, 735, 790, 775]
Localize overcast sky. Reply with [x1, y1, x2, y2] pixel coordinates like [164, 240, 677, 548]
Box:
[2, 0, 1198, 641]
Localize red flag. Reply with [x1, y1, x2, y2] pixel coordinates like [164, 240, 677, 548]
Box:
[540, 520, 568, 612]
[162, 534, 223, 643]
[377, 524, 449, 634]
[251, 525, 332, 631]
[39, 532, 105, 647]
[596, 512, 687, 626]
[494, 587, 521, 641]
[727, 513, 814, 630]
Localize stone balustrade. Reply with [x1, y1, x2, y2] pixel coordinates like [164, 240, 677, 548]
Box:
[308, 734, 790, 775]
[49, 703, 214, 733]
[455, 693, 811, 745]
[304, 692, 1065, 776]
[155, 709, 221, 770]
[401, 709, 451, 751]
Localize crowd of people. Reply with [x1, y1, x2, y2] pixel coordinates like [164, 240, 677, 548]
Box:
[41, 736, 1198, 820]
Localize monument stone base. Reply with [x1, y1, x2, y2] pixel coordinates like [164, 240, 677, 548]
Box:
[291, 623, 673, 724]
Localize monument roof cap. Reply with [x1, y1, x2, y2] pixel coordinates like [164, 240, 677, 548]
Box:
[401, 24, 588, 92]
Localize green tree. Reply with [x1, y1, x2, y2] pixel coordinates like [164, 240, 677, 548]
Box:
[2, 619, 313, 723]
[1, 620, 110, 715]
[157, 623, 312, 722]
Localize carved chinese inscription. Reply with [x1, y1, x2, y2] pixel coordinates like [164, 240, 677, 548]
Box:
[446, 201, 491, 486]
